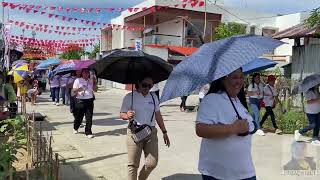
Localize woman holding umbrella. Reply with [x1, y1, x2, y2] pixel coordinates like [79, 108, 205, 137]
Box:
[196, 68, 256, 180]
[120, 76, 170, 180]
[247, 73, 265, 136]
[294, 85, 320, 146]
[72, 69, 97, 138]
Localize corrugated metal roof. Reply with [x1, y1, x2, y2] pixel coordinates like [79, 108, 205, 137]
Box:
[273, 23, 320, 39]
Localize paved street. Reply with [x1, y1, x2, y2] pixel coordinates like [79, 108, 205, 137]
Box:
[29, 89, 320, 180]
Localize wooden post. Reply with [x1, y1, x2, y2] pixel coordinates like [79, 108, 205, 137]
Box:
[26, 163, 29, 180]
[9, 162, 13, 180]
[55, 153, 59, 180]
[44, 138, 48, 180]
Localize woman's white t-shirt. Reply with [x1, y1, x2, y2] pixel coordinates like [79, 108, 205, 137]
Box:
[196, 92, 256, 180]
[304, 90, 320, 114]
[263, 84, 277, 107]
[120, 91, 160, 126]
[247, 83, 264, 99]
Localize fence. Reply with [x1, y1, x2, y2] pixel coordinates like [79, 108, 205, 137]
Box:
[25, 112, 60, 180]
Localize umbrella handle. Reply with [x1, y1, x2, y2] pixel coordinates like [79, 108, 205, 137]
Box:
[237, 120, 258, 136]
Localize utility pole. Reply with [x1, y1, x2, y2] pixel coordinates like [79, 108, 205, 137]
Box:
[203, 0, 207, 40]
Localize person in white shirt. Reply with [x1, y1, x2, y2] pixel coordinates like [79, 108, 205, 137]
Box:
[295, 86, 320, 146]
[72, 69, 97, 139]
[247, 73, 265, 136]
[120, 77, 170, 180]
[196, 68, 256, 180]
[260, 75, 282, 134]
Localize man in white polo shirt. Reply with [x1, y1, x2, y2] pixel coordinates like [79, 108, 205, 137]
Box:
[72, 69, 97, 139]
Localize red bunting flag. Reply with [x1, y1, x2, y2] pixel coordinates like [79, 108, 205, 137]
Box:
[62, 16, 66, 21]
[2, 2, 8, 7]
[128, 8, 133, 12]
[48, 14, 54, 18]
[68, 17, 73, 21]
[66, 8, 71, 12]
[50, 7, 56, 10]
[41, 11, 46, 15]
[92, 22, 96, 26]
[199, 1, 205, 7]
[58, 7, 63, 11]
[182, 4, 187, 8]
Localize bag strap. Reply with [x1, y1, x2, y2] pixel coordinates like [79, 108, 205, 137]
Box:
[150, 93, 156, 123]
[226, 92, 242, 119]
[267, 84, 274, 97]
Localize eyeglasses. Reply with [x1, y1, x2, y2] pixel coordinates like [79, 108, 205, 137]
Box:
[141, 83, 153, 89]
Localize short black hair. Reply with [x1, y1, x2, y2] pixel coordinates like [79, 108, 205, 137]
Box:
[207, 77, 226, 94]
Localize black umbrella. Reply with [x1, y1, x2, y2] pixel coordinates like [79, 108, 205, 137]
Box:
[90, 49, 173, 84]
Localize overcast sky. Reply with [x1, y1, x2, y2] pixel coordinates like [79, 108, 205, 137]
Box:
[1, 0, 319, 50]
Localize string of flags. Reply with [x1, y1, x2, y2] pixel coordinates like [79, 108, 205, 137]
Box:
[1, 0, 204, 14]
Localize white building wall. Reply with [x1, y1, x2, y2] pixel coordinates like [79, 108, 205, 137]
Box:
[274, 13, 305, 57]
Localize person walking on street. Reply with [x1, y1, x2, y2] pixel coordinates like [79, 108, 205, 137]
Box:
[60, 74, 70, 105]
[247, 73, 265, 136]
[196, 68, 256, 180]
[260, 75, 282, 134]
[295, 86, 320, 146]
[120, 77, 170, 180]
[72, 69, 97, 138]
[50, 74, 61, 106]
[3, 75, 17, 117]
[180, 96, 188, 112]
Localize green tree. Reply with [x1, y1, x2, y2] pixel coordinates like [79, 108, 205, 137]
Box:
[89, 43, 100, 59]
[215, 22, 247, 40]
[60, 44, 84, 60]
[305, 7, 320, 28]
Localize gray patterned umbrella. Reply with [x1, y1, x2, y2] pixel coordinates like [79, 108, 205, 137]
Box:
[160, 35, 284, 103]
[292, 74, 320, 95]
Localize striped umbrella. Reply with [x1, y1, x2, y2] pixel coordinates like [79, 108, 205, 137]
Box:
[8, 64, 29, 83]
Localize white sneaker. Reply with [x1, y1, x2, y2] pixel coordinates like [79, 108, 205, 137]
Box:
[73, 130, 78, 134]
[56, 103, 60, 106]
[256, 129, 265, 136]
[87, 134, 94, 139]
[52, 102, 56, 105]
[275, 129, 283, 134]
[294, 130, 301, 142]
[311, 140, 320, 146]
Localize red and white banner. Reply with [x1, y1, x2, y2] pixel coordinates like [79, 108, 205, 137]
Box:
[1, 1, 205, 14]
[9, 20, 144, 32]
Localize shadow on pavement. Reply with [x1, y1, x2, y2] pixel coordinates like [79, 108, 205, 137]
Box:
[75, 153, 127, 166]
[93, 112, 113, 116]
[94, 127, 127, 137]
[162, 173, 202, 180]
[94, 117, 127, 126]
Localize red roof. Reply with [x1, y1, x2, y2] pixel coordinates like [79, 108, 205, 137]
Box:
[145, 44, 198, 56]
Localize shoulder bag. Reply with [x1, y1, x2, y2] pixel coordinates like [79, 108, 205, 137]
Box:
[129, 93, 156, 143]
